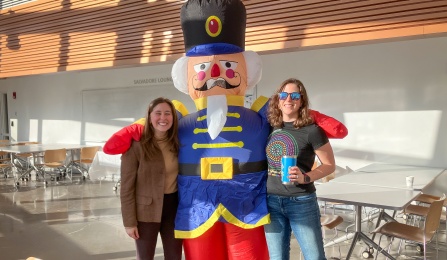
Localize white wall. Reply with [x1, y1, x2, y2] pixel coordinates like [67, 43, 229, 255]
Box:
[0, 36, 446, 169]
[258, 36, 447, 169]
[0, 63, 194, 145]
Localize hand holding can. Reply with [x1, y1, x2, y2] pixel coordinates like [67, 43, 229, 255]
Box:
[281, 155, 297, 185]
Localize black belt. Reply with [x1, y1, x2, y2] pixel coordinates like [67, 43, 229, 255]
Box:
[179, 160, 267, 176]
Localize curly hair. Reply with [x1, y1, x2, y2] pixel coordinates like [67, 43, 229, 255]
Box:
[267, 78, 314, 128]
[141, 97, 179, 158]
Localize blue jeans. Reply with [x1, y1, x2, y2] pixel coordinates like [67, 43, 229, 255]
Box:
[264, 193, 326, 260]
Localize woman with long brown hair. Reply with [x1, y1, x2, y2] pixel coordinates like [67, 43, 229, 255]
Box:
[120, 97, 182, 260]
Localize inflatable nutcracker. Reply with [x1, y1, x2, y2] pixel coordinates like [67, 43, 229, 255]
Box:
[170, 1, 270, 259]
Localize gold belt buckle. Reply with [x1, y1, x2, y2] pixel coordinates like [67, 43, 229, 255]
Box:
[200, 157, 233, 180]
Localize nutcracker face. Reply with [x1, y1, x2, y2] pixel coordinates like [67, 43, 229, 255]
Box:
[186, 53, 248, 100]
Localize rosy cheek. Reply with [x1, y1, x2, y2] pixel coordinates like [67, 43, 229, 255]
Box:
[197, 71, 206, 81]
[226, 69, 235, 78]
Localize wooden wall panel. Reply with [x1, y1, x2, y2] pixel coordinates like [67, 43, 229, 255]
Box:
[1, 0, 447, 78]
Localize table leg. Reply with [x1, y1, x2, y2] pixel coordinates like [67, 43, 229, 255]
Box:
[32, 152, 47, 186]
[66, 148, 83, 182]
[324, 207, 383, 248]
[345, 205, 396, 260]
[323, 232, 355, 247]
[66, 149, 75, 182]
[10, 153, 34, 188]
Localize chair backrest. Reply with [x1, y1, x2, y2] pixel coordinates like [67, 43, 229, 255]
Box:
[17, 142, 39, 145]
[424, 194, 446, 240]
[80, 146, 100, 160]
[0, 151, 10, 162]
[44, 149, 67, 163]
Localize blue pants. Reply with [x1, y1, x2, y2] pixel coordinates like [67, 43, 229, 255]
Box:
[264, 193, 326, 260]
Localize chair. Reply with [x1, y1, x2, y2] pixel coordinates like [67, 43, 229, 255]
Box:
[13, 142, 39, 182]
[372, 195, 446, 259]
[69, 146, 100, 180]
[321, 214, 344, 259]
[321, 214, 344, 231]
[34, 148, 67, 185]
[0, 139, 10, 146]
[0, 151, 12, 179]
[402, 193, 447, 251]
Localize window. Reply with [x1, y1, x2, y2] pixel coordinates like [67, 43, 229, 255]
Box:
[1, 0, 35, 10]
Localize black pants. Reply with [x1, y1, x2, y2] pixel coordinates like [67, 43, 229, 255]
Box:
[135, 192, 183, 260]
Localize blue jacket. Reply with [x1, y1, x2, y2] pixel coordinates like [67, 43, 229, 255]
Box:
[174, 95, 271, 238]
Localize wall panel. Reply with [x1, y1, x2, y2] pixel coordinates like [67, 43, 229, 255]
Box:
[1, 0, 447, 78]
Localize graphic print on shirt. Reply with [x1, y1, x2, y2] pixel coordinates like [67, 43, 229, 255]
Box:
[266, 129, 299, 171]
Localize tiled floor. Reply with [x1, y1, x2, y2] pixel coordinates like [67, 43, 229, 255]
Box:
[0, 177, 445, 260]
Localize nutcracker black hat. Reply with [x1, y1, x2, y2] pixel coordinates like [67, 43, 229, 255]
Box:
[180, 0, 246, 57]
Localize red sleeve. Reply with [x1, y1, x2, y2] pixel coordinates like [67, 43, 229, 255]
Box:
[103, 121, 145, 155]
[310, 110, 348, 139]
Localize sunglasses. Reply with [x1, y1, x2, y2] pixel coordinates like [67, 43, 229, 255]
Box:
[278, 92, 301, 100]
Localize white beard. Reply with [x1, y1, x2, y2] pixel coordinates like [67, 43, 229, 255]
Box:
[206, 95, 227, 140]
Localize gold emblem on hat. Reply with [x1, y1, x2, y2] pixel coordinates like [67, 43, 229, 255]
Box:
[205, 15, 222, 37]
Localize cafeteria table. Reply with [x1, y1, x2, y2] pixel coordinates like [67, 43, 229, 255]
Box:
[316, 163, 446, 259]
[330, 165, 444, 191]
[1, 143, 95, 188]
[317, 181, 421, 259]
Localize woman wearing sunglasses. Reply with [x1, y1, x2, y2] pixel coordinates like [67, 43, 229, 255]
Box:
[264, 78, 336, 260]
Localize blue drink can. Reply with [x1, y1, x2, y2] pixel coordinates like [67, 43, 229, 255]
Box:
[281, 155, 296, 185]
